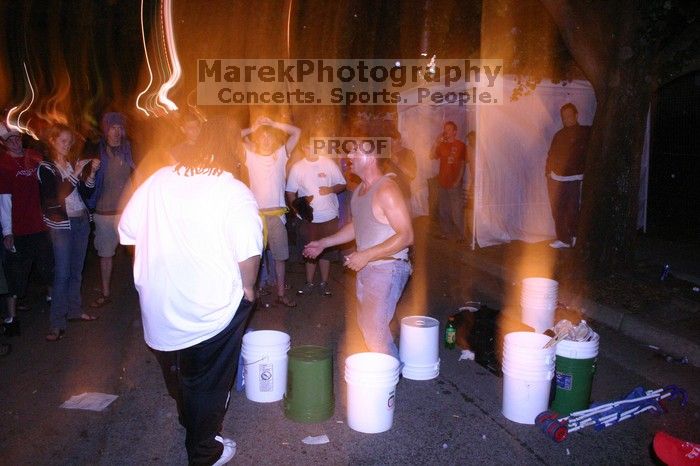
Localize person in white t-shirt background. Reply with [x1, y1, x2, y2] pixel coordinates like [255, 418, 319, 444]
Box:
[286, 136, 346, 296]
[241, 116, 300, 307]
[119, 117, 262, 465]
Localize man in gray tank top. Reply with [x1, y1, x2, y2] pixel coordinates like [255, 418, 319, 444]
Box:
[303, 132, 413, 358]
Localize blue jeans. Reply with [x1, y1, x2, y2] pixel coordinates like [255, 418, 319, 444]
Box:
[49, 214, 90, 330]
[355, 260, 411, 358]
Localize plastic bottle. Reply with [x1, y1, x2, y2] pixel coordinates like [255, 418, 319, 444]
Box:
[445, 316, 456, 349]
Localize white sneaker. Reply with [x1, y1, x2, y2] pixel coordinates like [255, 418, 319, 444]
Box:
[213, 436, 237, 466]
[549, 240, 571, 249]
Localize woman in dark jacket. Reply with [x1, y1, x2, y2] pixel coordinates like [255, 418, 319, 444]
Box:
[38, 124, 100, 341]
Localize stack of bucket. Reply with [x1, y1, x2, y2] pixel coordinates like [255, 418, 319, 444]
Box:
[344, 352, 400, 433]
[241, 330, 291, 403]
[399, 316, 440, 380]
[521, 278, 558, 333]
[551, 331, 600, 415]
[501, 332, 556, 424]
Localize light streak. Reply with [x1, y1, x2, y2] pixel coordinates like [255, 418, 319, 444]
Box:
[136, 0, 155, 116]
[6, 62, 39, 140]
[156, 0, 180, 112]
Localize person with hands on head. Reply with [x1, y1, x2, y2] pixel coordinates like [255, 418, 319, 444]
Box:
[304, 128, 413, 358]
[241, 115, 300, 307]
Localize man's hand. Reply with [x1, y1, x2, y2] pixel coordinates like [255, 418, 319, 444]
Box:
[3, 235, 14, 252]
[318, 186, 332, 196]
[343, 250, 370, 272]
[303, 240, 325, 259]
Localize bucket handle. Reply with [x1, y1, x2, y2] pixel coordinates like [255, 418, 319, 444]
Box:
[243, 354, 269, 366]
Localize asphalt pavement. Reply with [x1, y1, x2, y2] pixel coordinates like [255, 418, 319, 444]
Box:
[0, 221, 698, 465]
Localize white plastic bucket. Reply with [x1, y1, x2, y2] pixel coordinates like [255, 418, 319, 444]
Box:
[521, 306, 555, 333]
[556, 332, 600, 359]
[501, 331, 556, 423]
[399, 316, 440, 380]
[502, 368, 554, 424]
[345, 352, 400, 433]
[503, 332, 553, 352]
[522, 277, 559, 290]
[242, 330, 291, 403]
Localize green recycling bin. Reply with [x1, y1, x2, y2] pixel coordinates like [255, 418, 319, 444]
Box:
[550, 335, 599, 416]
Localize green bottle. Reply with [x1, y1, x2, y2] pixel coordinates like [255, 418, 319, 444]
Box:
[445, 316, 456, 349]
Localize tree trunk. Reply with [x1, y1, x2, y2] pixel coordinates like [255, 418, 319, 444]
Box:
[577, 61, 651, 276]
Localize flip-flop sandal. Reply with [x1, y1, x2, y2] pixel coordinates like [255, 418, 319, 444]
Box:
[89, 296, 112, 308]
[45, 329, 65, 342]
[68, 314, 100, 322]
[275, 295, 297, 308]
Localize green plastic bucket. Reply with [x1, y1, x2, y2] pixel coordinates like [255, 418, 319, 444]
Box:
[284, 345, 334, 423]
[550, 355, 597, 415]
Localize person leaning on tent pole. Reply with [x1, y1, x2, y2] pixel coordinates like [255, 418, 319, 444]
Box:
[545, 103, 591, 249]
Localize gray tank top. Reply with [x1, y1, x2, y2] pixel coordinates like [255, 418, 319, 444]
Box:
[350, 175, 408, 260]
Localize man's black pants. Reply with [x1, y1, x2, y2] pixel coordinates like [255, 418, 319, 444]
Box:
[547, 178, 582, 245]
[154, 297, 254, 466]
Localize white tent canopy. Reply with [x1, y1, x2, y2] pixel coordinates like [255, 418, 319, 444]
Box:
[398, 76, 648, 248]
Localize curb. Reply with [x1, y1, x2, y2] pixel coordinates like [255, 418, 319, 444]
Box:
[467, 251, 700, 368]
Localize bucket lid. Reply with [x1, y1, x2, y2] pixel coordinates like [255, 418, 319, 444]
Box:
[243, 330, 290, 346]
[401, 316, 439, 328]
[345, 352, 399, 371]
[288, 345, 332, 361]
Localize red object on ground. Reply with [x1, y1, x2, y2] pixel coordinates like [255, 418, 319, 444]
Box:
[654, 431, 700, 466]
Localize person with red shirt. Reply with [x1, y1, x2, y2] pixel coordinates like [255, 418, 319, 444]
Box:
[0, 122, 53, 331]
[431, 121, 467, 241]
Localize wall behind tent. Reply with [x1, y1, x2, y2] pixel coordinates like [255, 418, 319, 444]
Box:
[398, 92, 476, 217]
[474, 77, 596, 247]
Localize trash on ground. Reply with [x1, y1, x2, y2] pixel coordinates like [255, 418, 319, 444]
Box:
[644, 345, 689, 364]
[60, 392, 118, 412]
[459, 349, 475, 361]
[302, 434, 330, 445]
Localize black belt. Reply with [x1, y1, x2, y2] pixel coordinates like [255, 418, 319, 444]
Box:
[375, 256, 409, 263]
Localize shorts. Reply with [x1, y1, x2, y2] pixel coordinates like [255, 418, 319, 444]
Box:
[265, 215, 289, 261]
[94, 214, 121, 257]
[299, 217, 339, 261]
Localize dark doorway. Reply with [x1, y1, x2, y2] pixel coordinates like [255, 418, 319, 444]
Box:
[647, 70, 700, 243]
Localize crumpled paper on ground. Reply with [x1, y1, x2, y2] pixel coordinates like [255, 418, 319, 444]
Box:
[459, 349, 475, 361]
[60, 392, 118, 412]
[302, 435, 329, 445]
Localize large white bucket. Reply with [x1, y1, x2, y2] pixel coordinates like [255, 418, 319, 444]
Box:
[242, 330, 291, 403]
[501, 332, 556, 424]
[344, 352, 400, 433]
[399, 316, 440, 380]
[502, 368, 554, 424]
[521, 278, 558, 333]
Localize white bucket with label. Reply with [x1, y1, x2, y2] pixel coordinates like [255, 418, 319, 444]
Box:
[242, 330, 291, 403]
[501, 331, 556, 424]
[502, 367, 554, 424]
[399, 316, 440, 380]
[344, 352, 400, 433]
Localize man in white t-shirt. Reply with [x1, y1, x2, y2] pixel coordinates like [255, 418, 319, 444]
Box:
[119, 119, 262, 466]
[241, 116, 300, 307]
[286, 138, 346, 296]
